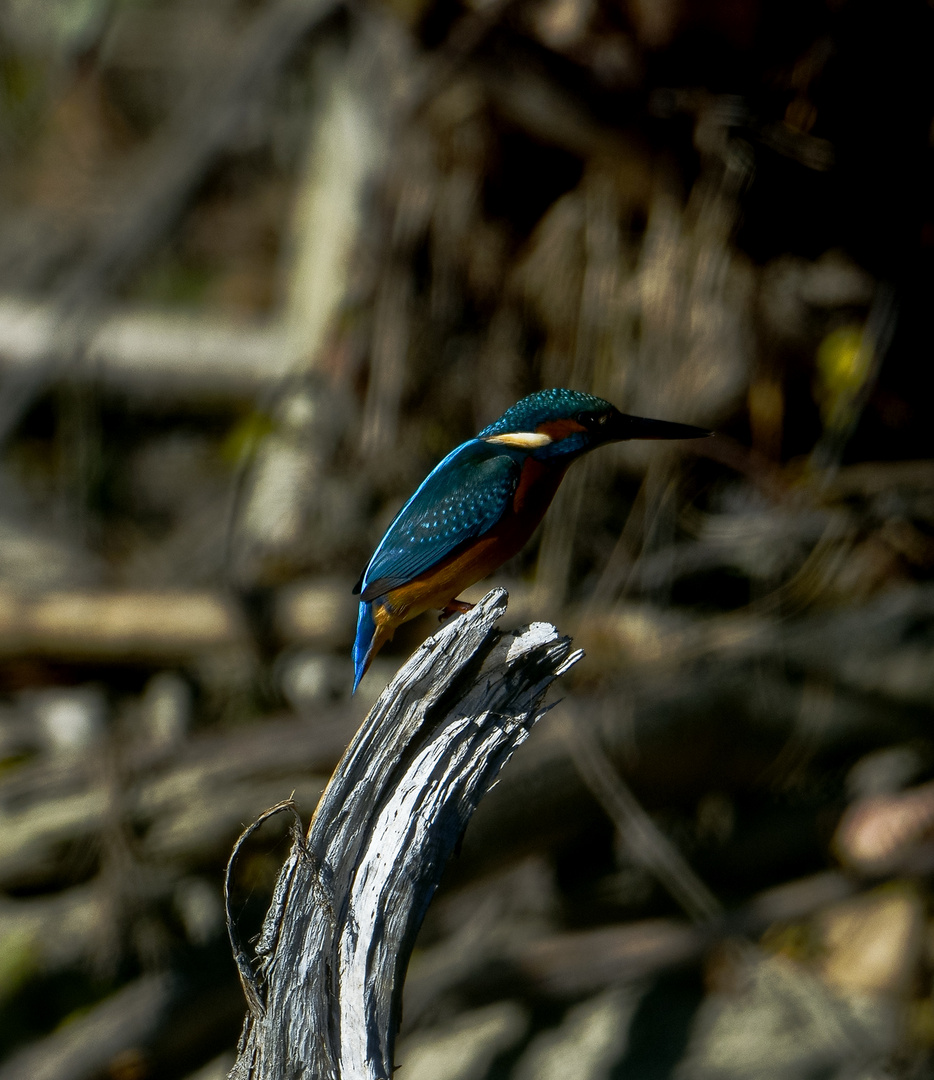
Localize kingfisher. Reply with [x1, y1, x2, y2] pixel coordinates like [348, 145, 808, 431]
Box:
[352, 388, 711, 692]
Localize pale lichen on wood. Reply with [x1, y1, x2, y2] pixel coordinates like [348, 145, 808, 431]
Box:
[228, 588, 580, 1080]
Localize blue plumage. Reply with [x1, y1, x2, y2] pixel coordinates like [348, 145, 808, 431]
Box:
[356, 441, 521, 603]
[357, 389, 612, 602]
[352, 601, 377, 694]
[477, 389, 610, 437]
[351, 388, 711, 692]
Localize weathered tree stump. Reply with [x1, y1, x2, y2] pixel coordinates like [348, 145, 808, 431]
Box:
[227, 588, 580, 1080]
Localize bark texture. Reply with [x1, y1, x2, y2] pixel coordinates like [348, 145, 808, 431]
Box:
[228, 588, 581, 1079]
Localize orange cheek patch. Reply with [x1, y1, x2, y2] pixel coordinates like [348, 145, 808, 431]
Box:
[537, 418, 587, 440]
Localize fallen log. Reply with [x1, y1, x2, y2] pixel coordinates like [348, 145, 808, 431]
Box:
[0, 580, 351, 662]
[0, 299, 292, 399]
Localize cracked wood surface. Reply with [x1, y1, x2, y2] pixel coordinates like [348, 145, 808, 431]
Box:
[228, 589, 581, 1080]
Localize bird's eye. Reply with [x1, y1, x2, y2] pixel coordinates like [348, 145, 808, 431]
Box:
[578, 410, 608, 428]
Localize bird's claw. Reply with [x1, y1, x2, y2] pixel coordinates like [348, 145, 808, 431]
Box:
[439, 599, 474, 623]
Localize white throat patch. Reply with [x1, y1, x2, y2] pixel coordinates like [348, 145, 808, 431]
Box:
[483, 432, 553, 449]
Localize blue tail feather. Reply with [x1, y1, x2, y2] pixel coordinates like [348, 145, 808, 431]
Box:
[352, 601, 377, 694]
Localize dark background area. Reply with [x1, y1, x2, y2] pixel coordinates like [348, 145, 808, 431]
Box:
[1, 0, 934, 1076]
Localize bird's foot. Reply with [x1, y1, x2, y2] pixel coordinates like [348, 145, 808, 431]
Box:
[439, 598, 474, 623]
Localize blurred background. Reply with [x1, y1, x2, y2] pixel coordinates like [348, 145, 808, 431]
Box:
[1, 0, 933, 1076]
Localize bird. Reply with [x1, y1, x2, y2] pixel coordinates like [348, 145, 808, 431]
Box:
[352, 388, 711, 692]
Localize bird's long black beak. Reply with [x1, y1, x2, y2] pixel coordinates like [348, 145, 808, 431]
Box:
[604, 410, 713, 442]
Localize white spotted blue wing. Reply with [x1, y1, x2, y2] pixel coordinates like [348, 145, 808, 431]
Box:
[357, 439, 521, 602]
